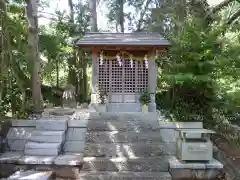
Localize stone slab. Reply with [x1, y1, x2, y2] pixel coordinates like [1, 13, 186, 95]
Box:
[160, 129, 178, 142]
[36, 120, 67, 131]
[30, 130, 65, 143]
[7, 140, 26, 151]
[54, 153, 83, 165]
[78, 171, 172, 180]
[11, 120, 36, 127]
[158, 122, 177, 129]
[175, 122, 203, 129]
[8, 170, 53, 180]
[85, 131, 163, 143]
[7, 127, 35, 140]
[24, 148, 60, 156]
[63, 141, 85, 153]
[68, 120, 88, 127]
[170, 168, 225, 180]
[66, 128, 87, 141]
[87, 120, 161, 132]
[25, 142, 61, 156]
[205, 158, 223, 169]
[169, 156, 206, 169]
[18, 155, 56, 165]
[169, 156, 223, 170]
[82, 156, 170, 172]
[0, 152, 23, 163]
[89, 112, 159, 121]
[84, 142, 176, 157]
[25, 142, 61, 149]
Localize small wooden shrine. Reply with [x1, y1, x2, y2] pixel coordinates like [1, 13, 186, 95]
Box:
[76, 32, 170, 112]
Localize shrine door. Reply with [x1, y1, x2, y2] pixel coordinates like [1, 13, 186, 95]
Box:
[98, 59, 148, 104]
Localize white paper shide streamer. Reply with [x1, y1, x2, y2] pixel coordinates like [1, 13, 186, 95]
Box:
[99, 52, 104, 65]
[144, 55, 148, 69]
[130, 55, 133, 68]
[116, 54, 122, 67]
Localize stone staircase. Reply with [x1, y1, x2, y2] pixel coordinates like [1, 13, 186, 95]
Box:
[24, 119, 68, 156]
[78, 112, 172, 180]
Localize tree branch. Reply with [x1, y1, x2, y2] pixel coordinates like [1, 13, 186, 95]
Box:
[212, 0, 235, 14]
[227, 7, 240, 24]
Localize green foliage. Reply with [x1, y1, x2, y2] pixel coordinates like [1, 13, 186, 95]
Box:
[156, 14, 240, 126]
[139, 90, 151, 105]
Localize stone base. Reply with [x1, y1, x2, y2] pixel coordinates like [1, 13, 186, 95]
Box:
[169, 156, 224, 180]
[170, 169, 225, 180]
[107, 103, 141, 112]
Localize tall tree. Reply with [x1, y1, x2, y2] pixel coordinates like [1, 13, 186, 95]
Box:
[67, 0, 77, 87]
[26, 0, 43, 113]
[90, 0, 98, 31]
[119, 0, 124, 32]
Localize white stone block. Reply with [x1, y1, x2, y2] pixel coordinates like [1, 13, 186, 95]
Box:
[159, 122, 177, 129]
[169, 156, 206, 169]
[24, 148, 60, 156]
[36, 120, 67, 131]
[30, 131, 65, 143]
[7, 127, 35, 140]
[18, 155, 56, 165]
[66, 128, 87, 141]
[64, 141, 85, 153]
[8, 140, 26, 151]
[205, 158, 223, 169]
[175, 122, 203, 129]
[25, 142, 61, 149]
[8, 170, 53, 180]
[11, 120, 36, 127]
[68, 120, 88, 127]
[160, 129, 178, 142]
[54, 153, 83, 165]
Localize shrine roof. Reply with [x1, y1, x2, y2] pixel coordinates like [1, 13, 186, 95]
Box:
[76, 32, 170, 47]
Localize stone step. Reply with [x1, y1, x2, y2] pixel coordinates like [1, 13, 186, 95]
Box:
[84, 142, 176, 157]
[85, 131, 163, 143]
[78, 171, 172, 180]
[36, 120, 67, 131]
[24, 142, 61, 156]
[72, 112, 158, 121]
[30, 130, 65, 143]
[82, 156, 170, 172]
[87, 120, 160, 132]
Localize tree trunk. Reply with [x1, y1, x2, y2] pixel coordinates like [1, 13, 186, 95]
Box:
[90, 0, 98, 32]
[26, 0, 44, 114]
[67, 0, 77, 88]
[119, 0, 124, 32]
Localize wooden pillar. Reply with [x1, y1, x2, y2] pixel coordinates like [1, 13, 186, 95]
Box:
[148, 51, 157, 112]
[91, 49, 98, 103]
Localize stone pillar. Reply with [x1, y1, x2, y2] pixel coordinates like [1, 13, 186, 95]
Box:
[91, 49, 98, 104]
[148, 53, 157, 112]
